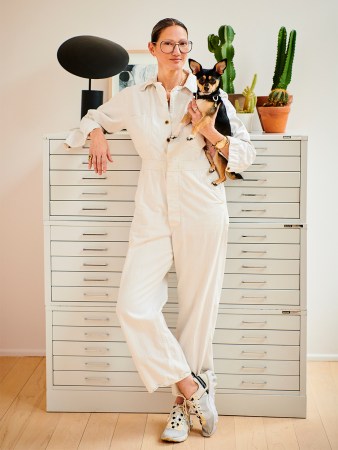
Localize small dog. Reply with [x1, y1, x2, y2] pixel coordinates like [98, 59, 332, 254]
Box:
[173, 58, 243, 185]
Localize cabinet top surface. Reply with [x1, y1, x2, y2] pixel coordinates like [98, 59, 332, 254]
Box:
[44, 131, 308, 141]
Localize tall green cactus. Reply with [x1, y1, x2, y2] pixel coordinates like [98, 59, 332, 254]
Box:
[208, 25, 236, 94]
[267, 27, 297, 106]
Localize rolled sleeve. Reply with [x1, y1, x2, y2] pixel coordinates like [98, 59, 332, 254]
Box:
[221, 93, 256, 173]
[65, 89, 127, 148]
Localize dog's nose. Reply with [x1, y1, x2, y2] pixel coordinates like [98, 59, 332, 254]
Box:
[204, 85, 210, 91]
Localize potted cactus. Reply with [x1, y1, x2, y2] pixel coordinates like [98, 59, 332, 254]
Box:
[208, 25, 236, 97]
[235, 74, 257, 132]
[257, 26, 297, 133]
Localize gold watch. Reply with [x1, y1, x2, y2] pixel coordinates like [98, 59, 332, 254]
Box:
[214, 136, 229, 150]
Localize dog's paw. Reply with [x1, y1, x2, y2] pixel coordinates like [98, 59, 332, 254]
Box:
[186, 136, 194, 141]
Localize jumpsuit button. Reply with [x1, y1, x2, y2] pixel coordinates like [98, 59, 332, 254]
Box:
[165, 120, 169, 124]
[166, 137, 171, 142]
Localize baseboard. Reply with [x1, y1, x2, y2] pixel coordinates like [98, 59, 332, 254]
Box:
[307, 354, 338, 361]
[0, 349, 46, 356]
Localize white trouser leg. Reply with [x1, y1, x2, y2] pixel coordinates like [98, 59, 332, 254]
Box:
[171, 220, 228, 396]
[116, 235, 191, 393]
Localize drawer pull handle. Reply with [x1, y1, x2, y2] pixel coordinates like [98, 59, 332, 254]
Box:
[243, 179, 267, 182]
[241, 351, 267, 356]
[82, 177, 107, 180]
[85, 362, 111, 367]
[82, 208, 108, 211]
[241, 296, 267, 300]
[83, 263, 109, 267]
[83, 293, 109, 297]
[241, 380, 267, 385]
[241, 209, 267, 212]
[255, 147, 268, 151]
[241, 281, 267, 284]
[83, 277, 109, 282]
[241, 321, 267, 325]
[82, 232, 108, 236]
[84, 347, 110, 353]
[241, 250, 267, 254]
[241, 235, 267, 238]
[241, 265, 267, 269]
[84, 317, 110, 322]
[84, 332, 110, 338]
[252, 163, 267, 166]
[241, 335, 267, 340]
[81, 192, 108, 195]
[241, 194, 267, 197]
[83, 248, 108, 251]
[241, 366, 267, 370]
[85, 377, 110, 382]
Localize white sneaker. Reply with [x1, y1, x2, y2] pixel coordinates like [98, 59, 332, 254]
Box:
[187, 370, 218, 437]
[161, 402, 192, 443]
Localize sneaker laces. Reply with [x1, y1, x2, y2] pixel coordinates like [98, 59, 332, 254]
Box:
[186, 396, 206, 426]
[166, 400, 191, 429]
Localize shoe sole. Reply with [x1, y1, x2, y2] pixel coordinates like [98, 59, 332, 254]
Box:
[161, 433, 189, 443]
[202, 370, 218, 437]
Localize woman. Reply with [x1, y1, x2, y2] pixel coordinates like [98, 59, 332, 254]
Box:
[70, 18, 255, 443]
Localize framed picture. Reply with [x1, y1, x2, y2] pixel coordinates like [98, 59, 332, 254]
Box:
[108, 50, 158, 97]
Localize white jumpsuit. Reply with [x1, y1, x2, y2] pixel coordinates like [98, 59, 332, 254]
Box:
[72, 73, 256, 393]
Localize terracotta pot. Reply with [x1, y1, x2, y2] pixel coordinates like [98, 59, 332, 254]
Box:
[256, 95, 293, 133]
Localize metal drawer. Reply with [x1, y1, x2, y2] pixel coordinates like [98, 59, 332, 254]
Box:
[53, 325, 123, 341]
[53, 371, 143, 387]
[50, 225, 130, 241]
[214, 359, 299, 375]
[50, 154, 141, 170]
[51, 272, 121, 287]
[52, 286, 118, 302]
[217, 374, 299, 391]
[252, 140, 301, 156]
[50, 170, 139, 186]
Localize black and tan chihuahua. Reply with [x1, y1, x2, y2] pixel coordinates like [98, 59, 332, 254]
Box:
[173, 58, 243, 185]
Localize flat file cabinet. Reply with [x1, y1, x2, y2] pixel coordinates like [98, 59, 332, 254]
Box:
[44, 132, 307, 417]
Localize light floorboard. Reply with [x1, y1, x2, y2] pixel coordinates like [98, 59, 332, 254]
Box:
[0, 358, 337, 450]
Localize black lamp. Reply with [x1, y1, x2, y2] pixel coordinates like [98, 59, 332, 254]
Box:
[57, 35, 129, 118]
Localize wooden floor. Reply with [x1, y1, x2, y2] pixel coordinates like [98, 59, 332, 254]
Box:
[0, 358, 337, 450]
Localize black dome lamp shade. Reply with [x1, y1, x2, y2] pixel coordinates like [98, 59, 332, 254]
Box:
[57, 35, 129, 118]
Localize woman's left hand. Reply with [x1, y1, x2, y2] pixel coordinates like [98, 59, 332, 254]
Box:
[188, 98, 217, 136]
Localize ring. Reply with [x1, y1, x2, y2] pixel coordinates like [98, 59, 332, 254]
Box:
[88, 154, 93, 162]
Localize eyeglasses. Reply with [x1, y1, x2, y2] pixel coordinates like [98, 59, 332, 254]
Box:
[154, 40, 193, 54]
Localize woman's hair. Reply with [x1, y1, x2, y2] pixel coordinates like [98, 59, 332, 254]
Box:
[151, 18, 188, 43]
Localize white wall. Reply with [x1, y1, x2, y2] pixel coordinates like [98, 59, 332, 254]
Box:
[1, 0, 337, 358]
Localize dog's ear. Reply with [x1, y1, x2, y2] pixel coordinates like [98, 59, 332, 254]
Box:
[214, 59, 227, 75]
[189, 59, 202, 75]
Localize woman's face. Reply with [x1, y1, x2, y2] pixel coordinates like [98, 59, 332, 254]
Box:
[148, 25, 189, 71]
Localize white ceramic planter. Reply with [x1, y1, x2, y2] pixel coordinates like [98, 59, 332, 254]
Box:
[236, 112, 255, 132]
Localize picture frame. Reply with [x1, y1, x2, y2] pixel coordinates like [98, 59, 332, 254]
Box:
[108, 50, 158, 97]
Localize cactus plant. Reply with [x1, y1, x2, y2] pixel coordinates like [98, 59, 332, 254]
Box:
[208, 25, 236, 94]
[235, 74, 257, 113]
[265, 26, 296, 106]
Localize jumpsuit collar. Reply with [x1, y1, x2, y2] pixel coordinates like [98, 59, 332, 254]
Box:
[140, 72, 197, 94]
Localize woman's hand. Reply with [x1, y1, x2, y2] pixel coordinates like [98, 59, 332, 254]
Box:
[188, 98, 226, 154]
[188, 98, 219, 136]
[88, 128, 113, 175]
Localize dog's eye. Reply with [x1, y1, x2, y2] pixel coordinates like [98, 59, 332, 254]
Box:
[208, 78, 217, 85]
